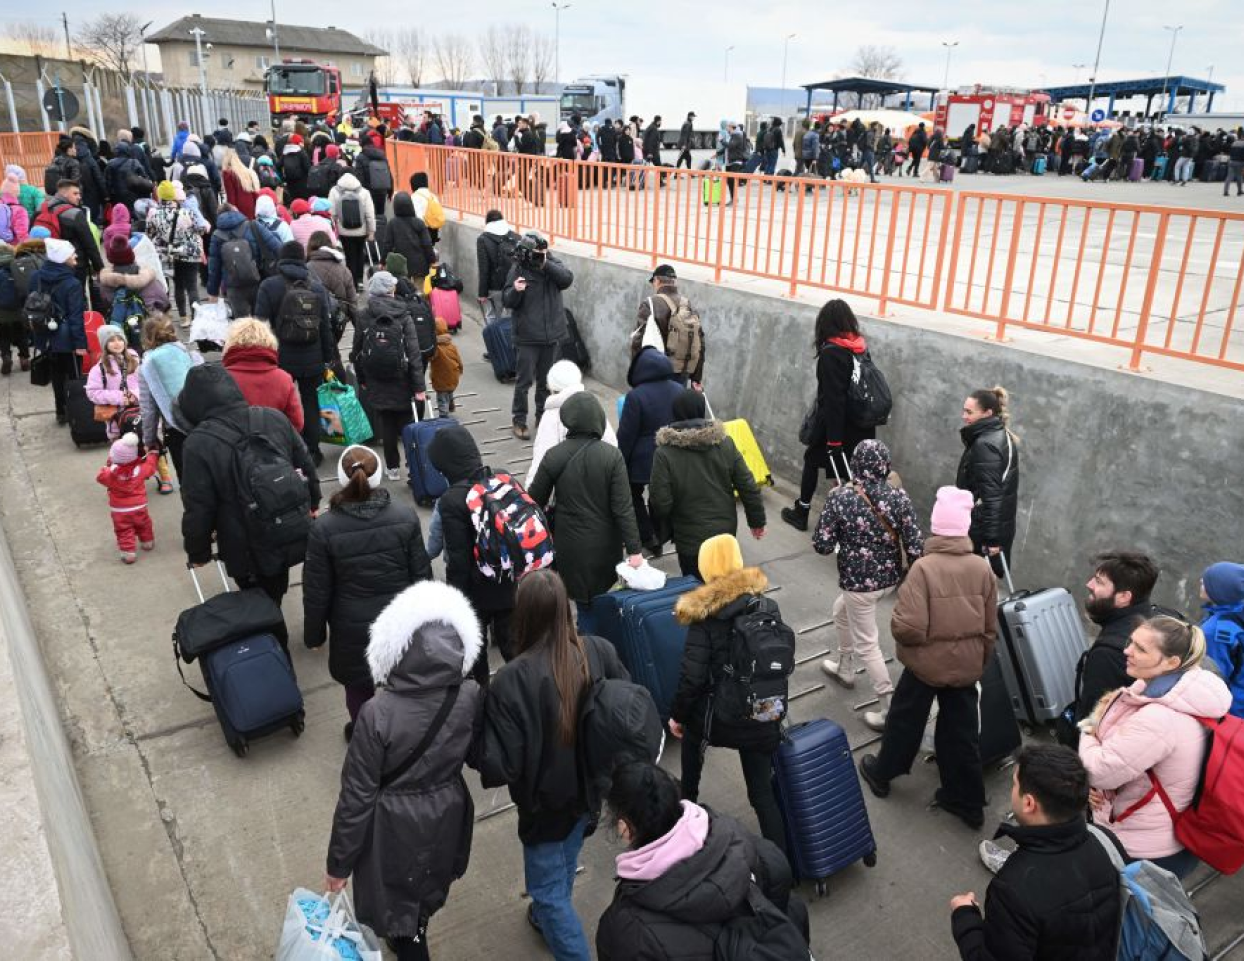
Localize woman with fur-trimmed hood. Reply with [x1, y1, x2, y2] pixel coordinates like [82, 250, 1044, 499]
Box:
[668, 534, 788, 855]
[325, 578, 483, 960]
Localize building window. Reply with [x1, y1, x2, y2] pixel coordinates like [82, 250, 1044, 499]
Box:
[352, 62, 363, 77]
[257, 55, 270, 70]
[188, 49, 200, 66]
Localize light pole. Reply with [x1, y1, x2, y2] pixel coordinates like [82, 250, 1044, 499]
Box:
[1084, 0, 1111, 117]
[941, 40, 959, 92]
[1206, 63, 1214, 84]
[189, 26, 208, 94]
[139, 21, 153, 134]
[1157, 24, 1183, 118]
[724, 45, 734, 84]
[1072, 63, 1086, 85]
[780, 33, 796, 111]
[551, 2, 571, 86]
[269, 0, 281, 59]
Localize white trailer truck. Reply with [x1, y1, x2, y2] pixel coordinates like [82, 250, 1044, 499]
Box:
[559, 75, 748, 149]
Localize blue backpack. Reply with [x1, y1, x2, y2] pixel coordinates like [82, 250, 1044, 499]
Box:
[110, 289, 147, 346]
[1203, 609, 1244, 718]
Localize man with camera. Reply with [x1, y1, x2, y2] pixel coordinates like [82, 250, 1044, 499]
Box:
[502, 233, 573, 440]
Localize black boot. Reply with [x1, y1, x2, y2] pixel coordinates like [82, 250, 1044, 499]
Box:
[780, 501, 810, 531]
[0, 354, 11, 376]
[859, 755, 891, 799]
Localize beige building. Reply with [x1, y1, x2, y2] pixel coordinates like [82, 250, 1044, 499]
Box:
[146, 14, 384, 91]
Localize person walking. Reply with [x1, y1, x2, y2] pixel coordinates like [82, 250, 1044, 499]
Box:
[957, 386, 1019, 578]
[289, 198, 337, 252]
[648, 390, 766, 578]
[146, 181, 205, 328]
[527, 360, 617, 484]
[221, 147, 260, 219]
[205, 203, 282, 319]
[480, 569, 630, 961]
[642, 116, 663, 166]
[527, 392, 644, 608]
[617, 347, 684, 555]
[306, 231, 358, 349]
[858, 487, 995, 830]
[220, 318, 303, 431]
[324, 578, 481, 961]
[351, 270, 426, 480]
[354, 130, 394, 217]
[1078, 616, 1232, 878]
[629, 264, 705, 389]
[762, 118, 785, 175]
[329, 171, 376, 286]
[781, 299, 875, 531]
[667, 533, 787, 849]
[29, 238, 88, 425]
[476, 210, 520, 320]
[136, 315, 202, 482]
[675, 112, 696, 169]
[304, 445, 433, 737]
[380, 192, 436, 292]
[502, 233, 573, 440]
[813, 440, 925, 732]
[1225, 133, 1244, 198]
[908, 123, 929, 177]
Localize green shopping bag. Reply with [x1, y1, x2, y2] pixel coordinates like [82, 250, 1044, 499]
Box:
[318, 377, 373, 446]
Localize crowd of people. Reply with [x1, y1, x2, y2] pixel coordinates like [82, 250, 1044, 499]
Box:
[2, 112, 1243, 961]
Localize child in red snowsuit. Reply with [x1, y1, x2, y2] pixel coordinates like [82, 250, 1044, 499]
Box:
[96, 432, 159, 563]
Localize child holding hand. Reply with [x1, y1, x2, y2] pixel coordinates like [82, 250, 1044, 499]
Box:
[96, 433, 159, 564]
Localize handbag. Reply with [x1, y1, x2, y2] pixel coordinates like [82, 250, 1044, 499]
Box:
[854, 481, 909, 576]
[641, 298, 665, 351]
[29, 351, 52, 387]
[798, 399, 818, 446]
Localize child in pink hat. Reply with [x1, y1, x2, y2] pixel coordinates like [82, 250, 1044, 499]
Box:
[95, 432, 160, 563]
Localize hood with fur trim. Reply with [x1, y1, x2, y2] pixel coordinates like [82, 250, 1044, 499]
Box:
[367, 580, 483, 687]
[675, 567, 768, 624]
[656, 420, 725, 450]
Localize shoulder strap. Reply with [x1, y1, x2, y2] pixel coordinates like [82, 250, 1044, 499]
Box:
[1086, 823, 1126, 872]
[379, 686, 460, 790]
[854, 482, 908, 570]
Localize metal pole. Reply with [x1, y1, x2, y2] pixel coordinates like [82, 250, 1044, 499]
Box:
[724, 46, 734, 84]
[551, 2, 571, 86]
[83, 76, 97, 138]
[190, 27, 208, 95]
[34, 78, 50, 131]
[52, 72, 67, 133]
[942, 41, 959, 91]
[61, 12, 72, 60]
[1084, 0, 1111, 116]
[270, 0, 281, 59]
[2, 76, 19, 133]
[1157, 25, 1182, 120]
[781, 34, 796, 98]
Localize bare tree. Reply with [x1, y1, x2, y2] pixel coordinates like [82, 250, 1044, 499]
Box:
[504, 25, 531, 95]
[75, 13, 143, 78]
[3, 20, 62, 57]
[849, 45, 904, 108]
[530, 32, 554, 92]
[478, 25, 508, 94]
[432, 33, 473, 89]
[362, 29, 397, 86]
[393, 28, 426, 87]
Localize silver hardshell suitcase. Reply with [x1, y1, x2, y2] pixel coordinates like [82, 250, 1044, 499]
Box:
[996, 555, 1088, 726]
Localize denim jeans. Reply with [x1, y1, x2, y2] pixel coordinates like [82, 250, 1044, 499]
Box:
[522, 816, 591, 961]
[762, 149, 779, 175]
[860, 149, 876, 181]
[1174, 156, 1195, 183]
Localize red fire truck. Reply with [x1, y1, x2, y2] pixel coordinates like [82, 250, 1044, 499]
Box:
[264, 60, 344, 128]
[934, 87, 1053, 135]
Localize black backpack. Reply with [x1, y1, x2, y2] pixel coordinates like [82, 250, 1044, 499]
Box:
[306, 160, 337, 197]
[360, 315, 408, 379]
[714, 597, 796, 726]
[220, 235, 261, 286]
[711, 885, 811, 961]
[11, 252, 44, 299]
[846, 351, 893, 429]
[489, 232, 520, 291]
[250, 222, 279, 278]
[339, 194, 364, 231]
[406, 294, 438, 361]
[23, 280, 61, 336]
[276, 278, 321, 345]
[43, 154, 78, 195]
[367, 157, 393, 192]
[578, 669, 664, 812]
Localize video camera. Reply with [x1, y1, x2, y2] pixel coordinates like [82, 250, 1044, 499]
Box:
[510, 232, 548, 270]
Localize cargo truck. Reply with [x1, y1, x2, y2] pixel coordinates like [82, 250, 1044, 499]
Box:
[559, 75, 748, 149]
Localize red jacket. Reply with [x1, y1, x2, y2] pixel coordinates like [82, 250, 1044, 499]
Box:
[222, 345, 305, 431]
[96, 452, 159, 510]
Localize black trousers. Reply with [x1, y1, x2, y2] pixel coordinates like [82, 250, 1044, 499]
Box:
[0, 320, 30, 357]
[375, 407, 414, 470]
[511, 342, 559, 427]
[341, 236, 367, 285]
[678, 552, 702, 581]
[294, 374, 322, 461]
[872, 670, 986, 814]
[172, 261, 200, 317]
[164, 427, 187, 481]
[630, 482, 655, 546]
[675, 147, 693, 169]
[468, 608, 513, 689]
[798, 443, 851, 504]
[681, 741, 787, 854]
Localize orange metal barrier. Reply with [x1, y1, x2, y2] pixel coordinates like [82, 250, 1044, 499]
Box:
[410, 141, 1244, 374]
[0, 133, 60, 183]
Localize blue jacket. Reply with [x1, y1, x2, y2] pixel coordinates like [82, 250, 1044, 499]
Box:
[618, 348, 683, 484]
[206, 210, 281, 296]
[30, 261, 86, 353]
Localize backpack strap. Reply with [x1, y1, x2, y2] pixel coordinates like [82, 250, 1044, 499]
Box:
[1086, 823, 1127, 871]
[655, 292, 697, 373]
[378, 686, 459, 790]
[1114, 715, 1216, 824]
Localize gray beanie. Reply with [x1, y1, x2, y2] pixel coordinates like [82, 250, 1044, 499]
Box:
[367, 270, 398, 296]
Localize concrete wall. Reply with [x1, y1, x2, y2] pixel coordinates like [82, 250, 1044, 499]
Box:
[441, 219, 1244, 615]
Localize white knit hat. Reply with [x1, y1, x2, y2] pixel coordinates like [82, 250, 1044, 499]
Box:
[44, 238, 75, 264]
[336, 445, 382, 490]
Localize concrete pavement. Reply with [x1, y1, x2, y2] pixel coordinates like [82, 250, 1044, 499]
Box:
[1, 300, 1242, 960]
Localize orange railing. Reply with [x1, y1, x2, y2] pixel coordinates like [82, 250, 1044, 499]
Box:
[0, 132, 60, 182]
[389, 141, 1244, 374]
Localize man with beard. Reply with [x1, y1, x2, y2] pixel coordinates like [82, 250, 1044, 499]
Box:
[1059, 551, 1161, 748]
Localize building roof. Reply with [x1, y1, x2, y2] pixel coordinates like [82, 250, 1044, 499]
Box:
[802, 76, 941, 96]
[1042, 76, 1225, 100]
[146, 15, 386, 56]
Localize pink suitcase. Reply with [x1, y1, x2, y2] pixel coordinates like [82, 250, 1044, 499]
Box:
[429, 287, 462, 331]
[940, 162, 956, 183]
[1128, 157, 1144, 182]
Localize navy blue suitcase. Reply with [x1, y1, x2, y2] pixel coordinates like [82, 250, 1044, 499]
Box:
[403, 414, 457, 505]
[200, 633, 304, 756]
[772, 718, 877, 894]
[582, 576, 698, 720]
[483, 315, 517, 381]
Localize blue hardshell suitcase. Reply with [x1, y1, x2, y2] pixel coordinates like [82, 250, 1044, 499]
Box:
[772, 718, 877, 894]
[582, 576, 699, 720]
[483, 315, 517, 381]
[200, 633, 304, 757]
[403, 415, 457, 505]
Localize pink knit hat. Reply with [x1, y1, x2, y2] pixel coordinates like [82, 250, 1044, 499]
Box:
[930, 486, 975, 537]
[110, 433, 140, 465]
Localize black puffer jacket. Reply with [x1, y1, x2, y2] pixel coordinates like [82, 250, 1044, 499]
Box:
[480, 633, 628, 845]
[428, 426, 515, 614]
[951, 818, 1122, 961]
[254, 259, 336, 378]
[670, 568, 782, 752]
[527, 392, 642, 602]
[351, 294, 425, 410]
[353, 145, 392, 195]
[380, 193, 436, 280]
[1072, 601, 1162, 727]
[596, 809, 802, 961]
[303, 489, 433, 686]
[68, 126, 106, 219]
[181, 169, 219, 228]
[809, 333, 875, 454]
[326, 581, 483, 940]
[502, 256, 573, 346]
[476, 223, 519, 297]
[956, 416, 1019, 552]
[179, 365, 321, 580]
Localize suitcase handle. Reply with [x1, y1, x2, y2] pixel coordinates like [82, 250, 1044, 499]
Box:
[187, 556, 231, 604]
[997, 549, 1017, 598]
[828, 451, 854, 486]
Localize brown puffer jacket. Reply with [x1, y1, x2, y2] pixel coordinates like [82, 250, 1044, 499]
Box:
[890, 535, 997, 688]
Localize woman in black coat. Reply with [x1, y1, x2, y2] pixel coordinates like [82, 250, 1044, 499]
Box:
[956, 385, 1020, 578]
[596, 761, 808, 961]
[380, 192, 437, 288]
[304, 445, 433, 737]
[781, 299, 876, 531]
[669, 534, 786, 853]
[325, 579, 482, 961]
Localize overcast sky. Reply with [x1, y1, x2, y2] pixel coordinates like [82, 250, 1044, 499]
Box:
[37, 1, 1244, 112]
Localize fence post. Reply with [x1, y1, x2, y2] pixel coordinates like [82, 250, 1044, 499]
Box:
[876, 187, 901, 316]
[2, 77, 18, 133]
[124, 86, 138, 130]
[650, 166, 661, 268]
[1128, 212, 1170, 371]
[34, 79, 50, 132]
[83, 78, 98, 141]
[992, 200, 1026, 341]
[787, 182, 806, 298]
[942, 192, 968, 311]
[92, 83, 105, 140]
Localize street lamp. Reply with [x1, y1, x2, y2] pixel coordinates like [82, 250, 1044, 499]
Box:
[1072, 63, 1086, 85]
[724, 45, 734, 84]
[780, 33, 796, 111]
[1157, 25, 1183, 118]
[189, 26, 208, 94]
[268, 0, 281, 59]
[551, 2, 571, 86]
[941, 40, 959, 92]
[139, 21, 153, 134]
[1084, 0, 1111, 117]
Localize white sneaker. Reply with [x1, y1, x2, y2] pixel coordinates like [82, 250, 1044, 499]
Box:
[820, 657, 856, 689]
[979, 839, 1012, 875]
[862, 709, 888, 732]
[385, 468, 401, 482]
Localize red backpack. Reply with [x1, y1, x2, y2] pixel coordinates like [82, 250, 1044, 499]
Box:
[1120, 713, 1244, 875]
[33, 200, 63, 239]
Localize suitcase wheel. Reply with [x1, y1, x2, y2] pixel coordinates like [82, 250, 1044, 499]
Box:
[290, 717, 305, 737]
[814, 879, 828, 898]
[231, 738, 249, 758]
[416, 495, 435, 508]
[863, 850, 877, 868]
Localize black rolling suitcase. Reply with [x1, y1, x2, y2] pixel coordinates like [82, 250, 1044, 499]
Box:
[979, 653, 1023, 766]
[66, 358, 108, 447]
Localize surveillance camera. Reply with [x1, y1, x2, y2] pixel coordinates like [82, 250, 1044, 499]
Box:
[206, 42, 213, 50]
